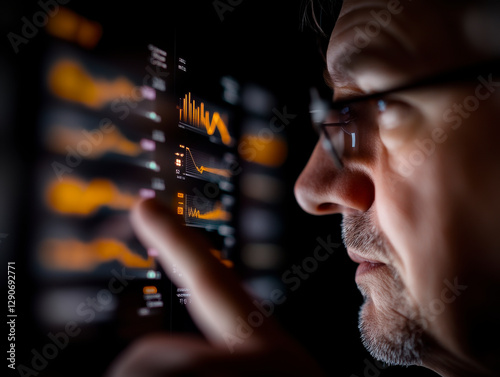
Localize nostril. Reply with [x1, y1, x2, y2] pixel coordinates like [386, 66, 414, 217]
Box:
[317, 202, 338, 212]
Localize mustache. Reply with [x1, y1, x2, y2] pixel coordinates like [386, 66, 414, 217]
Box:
[341, 209, 390, 259]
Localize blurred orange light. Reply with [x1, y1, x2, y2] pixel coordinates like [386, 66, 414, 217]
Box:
[239, 134, 288, 167]
[210, 249, 234, 268]
[48, 59, 136, 109]
[143, 286, 158, 295]
[47, 124, 142, 159]
[46, 7, 102, 49]
[46, 177, 137, 216]
[40, 238, 155, 271]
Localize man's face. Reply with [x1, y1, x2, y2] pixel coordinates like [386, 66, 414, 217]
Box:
[295, 0, 500, 372]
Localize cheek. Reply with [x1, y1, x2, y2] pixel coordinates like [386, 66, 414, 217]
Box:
[372, 87, 500, 357]
[374, 88, 473, 309]
[376, 162, 454, 302]
[375, 141, 462, 347]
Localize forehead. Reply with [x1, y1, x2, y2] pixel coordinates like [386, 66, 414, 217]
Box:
[326, 0, 477, 93]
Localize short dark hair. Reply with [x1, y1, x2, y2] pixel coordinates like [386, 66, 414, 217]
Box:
[300, 0, 343, 59]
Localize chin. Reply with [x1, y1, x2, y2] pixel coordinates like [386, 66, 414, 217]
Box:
[356, 269, 426, 367]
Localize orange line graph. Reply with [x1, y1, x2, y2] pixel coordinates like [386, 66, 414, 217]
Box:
[39, 238, 155, 271]
[46, 177, 137, 216]
[179, 93, 232, 145]
[185, 147, 231, 178]
[48, 124, 142, 158]
[48, 59, 137, 109]
[187, 201, 231, 221]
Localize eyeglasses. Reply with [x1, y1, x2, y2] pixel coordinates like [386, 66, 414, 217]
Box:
[310, 60, 500, 169]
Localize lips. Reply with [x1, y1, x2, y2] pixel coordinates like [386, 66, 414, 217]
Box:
[347, 250, 386, 278]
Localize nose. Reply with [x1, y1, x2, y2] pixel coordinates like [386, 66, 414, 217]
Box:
[294, 141, 375, 216]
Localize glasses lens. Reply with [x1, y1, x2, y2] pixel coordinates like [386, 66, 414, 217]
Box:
[321, 102, 361, 161]
[323, 125, 345, 157]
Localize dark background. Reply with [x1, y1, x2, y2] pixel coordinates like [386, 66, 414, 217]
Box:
[0, 1, 438, 376]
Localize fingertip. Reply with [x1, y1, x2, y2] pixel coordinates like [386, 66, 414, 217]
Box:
[129, 198, 175, 255]
[131, 198, 176, 230]
[129, 197, 211, 265]
[132, 197, 165, 220]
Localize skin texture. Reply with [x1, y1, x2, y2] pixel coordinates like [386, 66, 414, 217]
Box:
[296, 0, 500, 375]
[107, 1, 500, 376]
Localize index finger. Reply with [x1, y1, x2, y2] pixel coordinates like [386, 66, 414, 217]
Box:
[130, 198, 287, 352]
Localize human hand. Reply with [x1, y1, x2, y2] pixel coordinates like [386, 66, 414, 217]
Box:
[105, 198, 327, 377]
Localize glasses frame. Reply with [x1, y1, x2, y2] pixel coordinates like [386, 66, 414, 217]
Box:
[314, 60, 500, 169]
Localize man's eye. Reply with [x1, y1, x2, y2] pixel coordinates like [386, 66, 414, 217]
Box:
[376, 99, 413, 131]
[376, 98, 422, 149]
[338, 104, 358, 123]
[377, 99, 387, 112]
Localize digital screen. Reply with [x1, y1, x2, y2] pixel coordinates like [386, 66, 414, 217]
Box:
[2, 2, 299, 376]
[29, 11, 243, 328]
[6, 4, 242, 375]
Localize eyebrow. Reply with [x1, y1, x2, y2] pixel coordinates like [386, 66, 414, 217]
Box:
[325, 59, 500, 108]
[323, 61, 362, 99]
[323, 65, 353, 92]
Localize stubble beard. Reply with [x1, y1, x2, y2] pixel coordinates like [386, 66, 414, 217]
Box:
[342, 210, 426, 366]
